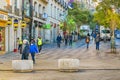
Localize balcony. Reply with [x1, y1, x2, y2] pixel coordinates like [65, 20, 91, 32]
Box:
[34, 11, 37, 17]
[14, 7, 20, 16]
[41, 0, 48, 3]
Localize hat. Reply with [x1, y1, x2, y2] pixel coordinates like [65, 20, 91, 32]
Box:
[23, 39, 28, 44]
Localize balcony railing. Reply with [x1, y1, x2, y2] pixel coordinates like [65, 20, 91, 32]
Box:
[34, 11, 37, 17]
[14, 7, 20, 16]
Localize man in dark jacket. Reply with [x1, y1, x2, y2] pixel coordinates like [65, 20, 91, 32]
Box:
[21, 40, 29, 60]
[56, 34, 62, 48]
[69, 34, 73, 46]
[95, 33, 100, 50]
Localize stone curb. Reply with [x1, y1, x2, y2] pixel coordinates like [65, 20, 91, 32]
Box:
[1, 68, 120, 72]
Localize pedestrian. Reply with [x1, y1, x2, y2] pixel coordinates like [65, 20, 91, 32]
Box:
[85, 34, 90, 49]
[17, 38, 23, 54]
[37, 36, 42, 53]
[92, 31, 96, 44]
[69, 34, 73, 46]
[21, 39, 29, 60]
[56, 33, 62, 48]
[95, 33, 100, 50]
[29, 40, 39, 64]
[64, 34, 68, 46]
[78, 33, 80, 40]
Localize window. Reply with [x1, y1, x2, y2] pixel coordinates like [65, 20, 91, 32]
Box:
[38, 4, 41, 14]
[51, 4, 52, 17]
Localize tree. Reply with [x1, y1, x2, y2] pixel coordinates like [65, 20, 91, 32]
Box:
[93, 0, 120, 52]
[68, 3, 93, 32]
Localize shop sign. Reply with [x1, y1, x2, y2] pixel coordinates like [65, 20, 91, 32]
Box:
[14, 19, 18, 27]
[0, 14, 8, 21]
[21, 21, 26, 28]
[43, 24, 51, 29]
[7, 18, 12, 25]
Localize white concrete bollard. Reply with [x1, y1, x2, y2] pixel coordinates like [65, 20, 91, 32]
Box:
[58, 59, 80, 72]
[12, 60, 33, 72]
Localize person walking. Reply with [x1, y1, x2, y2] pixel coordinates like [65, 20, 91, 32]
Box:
[29, 40, 39, 64]
[95, 33, 100, 50]
[56, 33, 62, 48]
[37, 36, 42, 53]
[17, 38, 23, 54]
[85, 34, 90, 49]
[21, 39, 29, 60]
[64, 34, 68, 46]
[69, 34, 73, 46]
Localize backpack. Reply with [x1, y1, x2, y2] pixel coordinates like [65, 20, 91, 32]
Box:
[96, 37, 100, 42]
[86, 37, 90, 43]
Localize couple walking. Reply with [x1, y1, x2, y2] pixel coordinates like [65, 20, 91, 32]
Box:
[85, 33, 100, 50]
[21, 37, 43, 64]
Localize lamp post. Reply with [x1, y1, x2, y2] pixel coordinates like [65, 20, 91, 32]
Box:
[22, 0, 33, 42]
[29, 0, 33, 42]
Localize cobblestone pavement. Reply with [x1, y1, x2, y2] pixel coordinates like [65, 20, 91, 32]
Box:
[0, 39, 120, 80]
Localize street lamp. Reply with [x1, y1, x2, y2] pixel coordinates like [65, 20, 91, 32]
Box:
[22, 0, 33, 42]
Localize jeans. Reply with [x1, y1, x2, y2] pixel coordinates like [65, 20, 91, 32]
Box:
[38, 45, 42, 53]
[69, 40, 72, 46]
[96, 42, 100, 50]
[31, 53, 35, 64]
[87, 43, 89, 49]
[65, 39, 68, 46]
[57, 43, 60, 48]
[21, 53, 29, 60]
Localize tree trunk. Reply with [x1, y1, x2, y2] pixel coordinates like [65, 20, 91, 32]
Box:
[110, 20, 116, 53]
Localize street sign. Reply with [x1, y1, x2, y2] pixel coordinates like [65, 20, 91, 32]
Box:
[14, 19, 18, 27]
[7, 18, 12, 25]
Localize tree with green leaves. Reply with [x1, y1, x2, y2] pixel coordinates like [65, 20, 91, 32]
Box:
[93, 0, 120, 52]
[68, 2, 94, 32]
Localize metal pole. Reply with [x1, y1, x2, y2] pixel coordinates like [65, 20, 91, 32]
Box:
[22, 0, 24, 21]
[29, 0, 33, 42]
[22, 0, 24, 40]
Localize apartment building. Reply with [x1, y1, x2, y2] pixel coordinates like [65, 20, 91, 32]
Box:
[0, 0, 68, 54]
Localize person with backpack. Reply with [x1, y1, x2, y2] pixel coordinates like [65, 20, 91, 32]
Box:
[21, 39, 29, 60]
[85, 34, 90, 49]
[37, 36, 42, 53]
[95, 33, 100, 50]
[30, 40, 39, 64]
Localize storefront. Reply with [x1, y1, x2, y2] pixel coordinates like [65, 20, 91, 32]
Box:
[0, 10, 8, 54]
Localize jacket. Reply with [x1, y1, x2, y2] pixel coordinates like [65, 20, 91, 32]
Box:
[22, 43, 29, 54]
[29, 43, 38, 54]
[37, 38, 42, 46]
[57, 35, 62, 43]
[85, 36, 90, 43]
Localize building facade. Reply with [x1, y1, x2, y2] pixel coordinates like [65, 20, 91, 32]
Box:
[0, 0, 68, 54]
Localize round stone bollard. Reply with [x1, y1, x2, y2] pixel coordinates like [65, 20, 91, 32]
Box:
[12, 60, 33, 72]
[58, 59, 80, 72]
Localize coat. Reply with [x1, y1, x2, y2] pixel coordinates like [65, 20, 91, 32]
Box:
[29, 43, 38, 54]
[57, 35, 62, 43]
[22, 43, 29, 54]
[85, 36, 90, 43]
